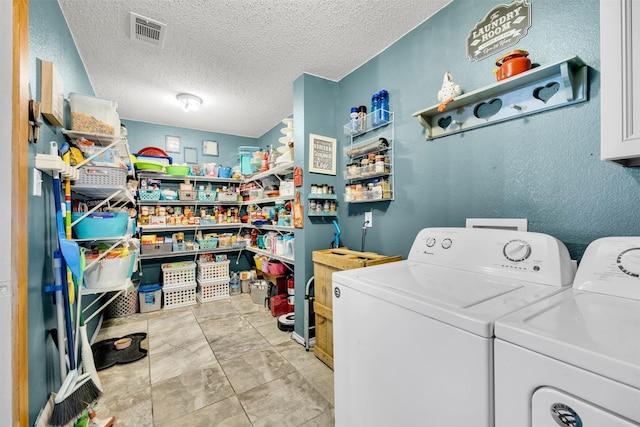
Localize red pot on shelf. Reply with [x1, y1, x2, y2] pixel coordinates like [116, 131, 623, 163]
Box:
[494, 49, 531, 81]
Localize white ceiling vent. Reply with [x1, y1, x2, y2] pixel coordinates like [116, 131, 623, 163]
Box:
[130, 12, 166, 47]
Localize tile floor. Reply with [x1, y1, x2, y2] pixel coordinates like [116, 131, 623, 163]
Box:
[92, 294, 334, 426]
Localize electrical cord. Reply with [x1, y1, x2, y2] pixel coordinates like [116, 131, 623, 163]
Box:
[361, 220, 369, 252]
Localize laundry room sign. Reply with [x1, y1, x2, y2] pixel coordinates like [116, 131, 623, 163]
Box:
[466, 0, 532, 62]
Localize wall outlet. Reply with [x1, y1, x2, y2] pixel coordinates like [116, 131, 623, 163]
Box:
[365, 211, 373, 227]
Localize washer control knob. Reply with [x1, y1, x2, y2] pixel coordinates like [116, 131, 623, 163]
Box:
[425, 237, 436, 247]
[441, 238, 452, 249]
[617, 248, 640, 277]
[503, 239, 531, 262]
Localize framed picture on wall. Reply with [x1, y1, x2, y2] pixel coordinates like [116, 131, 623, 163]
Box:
[166, 135, 181, 153]
[184, 147, 198, 164]
[203, 140, 219, 156]
[308, 133, 336, 175]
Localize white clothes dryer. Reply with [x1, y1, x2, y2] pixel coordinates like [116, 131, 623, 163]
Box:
[494, 237, 640, 426]
[332, 227, 575, 427]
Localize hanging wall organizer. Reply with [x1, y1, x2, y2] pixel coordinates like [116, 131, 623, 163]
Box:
[412, 55, 588, 140]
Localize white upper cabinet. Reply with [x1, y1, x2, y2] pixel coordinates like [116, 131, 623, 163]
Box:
[601, 0, 640, 166]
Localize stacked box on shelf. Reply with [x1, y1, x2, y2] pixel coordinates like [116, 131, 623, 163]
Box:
[161, 261, 197, 309]
[139, 188, 161, 201]
[197, 237, 218, 251]
[197, 259, 230, 302]
[198, 190, 216, 201]
[76, 165, 127, 187]
[179, 190, 197, 201]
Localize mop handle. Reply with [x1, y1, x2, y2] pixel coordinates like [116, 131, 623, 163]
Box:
[53, 170, 77, 370]
[52, 251, 68, 379]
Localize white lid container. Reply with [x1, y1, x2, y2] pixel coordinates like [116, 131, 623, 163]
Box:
[69, 92, 120, 136]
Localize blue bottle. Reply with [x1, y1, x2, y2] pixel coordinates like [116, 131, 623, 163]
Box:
[371, 93, 380, 127]
[378, 90, 389, 124]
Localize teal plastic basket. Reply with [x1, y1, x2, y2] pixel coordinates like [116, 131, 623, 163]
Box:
[72, 212, 130, 238]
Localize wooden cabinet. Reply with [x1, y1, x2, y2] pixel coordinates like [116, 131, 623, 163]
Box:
[601, 0, 640, 166]
[311, 248, 403, 369]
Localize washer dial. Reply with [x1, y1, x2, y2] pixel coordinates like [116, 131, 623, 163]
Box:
[504, 239, 532, 262]
[441, 238, 453, 249]
[616, 248, 640, 277]
[425, 237, 436, 247]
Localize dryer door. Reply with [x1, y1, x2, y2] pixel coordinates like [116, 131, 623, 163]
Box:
[532, 387, 638, 426]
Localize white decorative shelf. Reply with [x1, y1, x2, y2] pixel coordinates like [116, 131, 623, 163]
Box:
[412, 56, 588, 140]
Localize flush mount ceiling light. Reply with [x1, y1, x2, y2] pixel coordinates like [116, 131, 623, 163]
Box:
[176, 93, 203, 112]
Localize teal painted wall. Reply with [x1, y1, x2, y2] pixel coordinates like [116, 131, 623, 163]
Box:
[333, 0, 640, 261]
[28, 0, 95, 422]
[123, 119, 258, 285]
[123, 119, 257, 168]
[290, 74, 340, 336]
[26, 0, 640, 420]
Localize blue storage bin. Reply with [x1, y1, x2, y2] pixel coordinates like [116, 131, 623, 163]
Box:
[138, 284, 162, 313]
[72, 211, 130, 239]
[218, 166, 232, 178]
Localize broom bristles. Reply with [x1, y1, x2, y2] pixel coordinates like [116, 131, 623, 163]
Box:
[49, 376, 101, 427]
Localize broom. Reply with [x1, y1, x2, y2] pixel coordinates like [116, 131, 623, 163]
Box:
[50, 170, 101, 427]
[76, 247, 102, 390]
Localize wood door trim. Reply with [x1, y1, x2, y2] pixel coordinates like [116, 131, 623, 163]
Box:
[13, 0, 29, 425]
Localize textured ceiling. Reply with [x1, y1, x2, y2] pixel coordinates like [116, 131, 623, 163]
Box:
[58, 0, 451, 138]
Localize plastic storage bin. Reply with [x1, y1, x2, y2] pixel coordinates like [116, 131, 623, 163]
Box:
[198, 190, 216, 201]
[217, 191, 238, 202]
[139, 188, 161, 201]
[138, 284, 162, 313]
[250, 280, 269, 305]
[197, 259, 229, 281]
[140, 242, 172, 255]
[218, 166, 232, 178]
[197, 237, 219, 251]
[72, 212, 130, 239]
[69, 93, 119, 136]
[76, 166, 127, 187]
[163, 283, 197, 309]
[196, 278, 230, 302]
[249, 188, 264, 200]
[179, 190, 197, 201]
[84, 252, 136, 288]
[161, 261, 197, 287]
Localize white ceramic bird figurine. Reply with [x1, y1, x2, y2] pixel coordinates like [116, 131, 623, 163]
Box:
[437, 72, 462, 112]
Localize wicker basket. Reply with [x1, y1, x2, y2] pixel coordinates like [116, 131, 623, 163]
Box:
[105, 287, 138, 318]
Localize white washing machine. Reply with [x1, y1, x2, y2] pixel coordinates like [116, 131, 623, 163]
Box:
[494, 237, 640, 426]
[332, 227, 575, 427]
